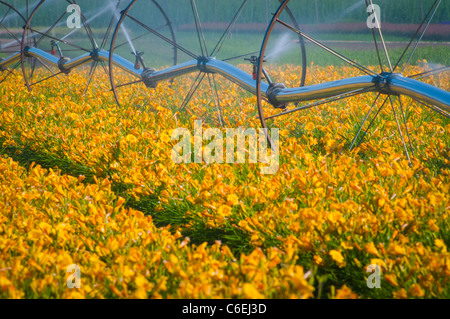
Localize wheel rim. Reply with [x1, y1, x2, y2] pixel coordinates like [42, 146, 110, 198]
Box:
[21, 0, 122, 93]
[109, 0, 307, 128]
[257, 0, 449, 163]
[0, 1, 27, 85]
[109, 0, 178, 108]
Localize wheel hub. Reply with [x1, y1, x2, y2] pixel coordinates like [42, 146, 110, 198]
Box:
[374, 72, 404, 95]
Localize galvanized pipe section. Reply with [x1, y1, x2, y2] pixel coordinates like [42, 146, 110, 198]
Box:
[388, 75, 450, 113]
[204, 58, 270, 96]
[1, 47, 449, 112]
[142, 60, 199, 83]
[25, 47, 60, 66]
[60, 52, 94, 70]
[0, 48, 142, 77]
[272, 75, 377, 104]
[0, 52, 21, 70]
[99, 50, 143, 77]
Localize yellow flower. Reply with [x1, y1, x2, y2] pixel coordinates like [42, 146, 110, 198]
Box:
[369, 259, 387, 270]
[427, 219, 439, 232]
[217, 205, 232, 217]
[134, 288, 148, 299]
[340, 241, 353, 250]
[238, 220, 253, 232]
[408, 284, 425, 298]
[135, 276, 149, 288]
[0, 276, 13, 288]
[384, 274, 398, 287]
[393, 289, 408, 299]
[226, 194, 239, 206]
[314, 255, 324, 266]
[27, 229, 42, 241]
[160, 132, 171, 143]
[434, 239, 447, 252]
[243, 283, 264, 299]
[329, 250, 346, 267]
[125, 134, 137, 143]
[388, 243, 406, 256]
[365, 242, 380, 257]
[334, 285, 358, 299]
[304, 122, 315, 131]
[66, 291, 86, 299]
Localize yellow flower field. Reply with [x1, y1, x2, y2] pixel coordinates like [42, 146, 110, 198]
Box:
[0, 64, 448, 299]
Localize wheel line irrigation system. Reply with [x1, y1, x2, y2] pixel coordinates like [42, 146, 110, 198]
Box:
[0, 0, 448, 163]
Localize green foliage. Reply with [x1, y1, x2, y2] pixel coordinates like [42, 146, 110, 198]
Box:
[17, 0, 450, 29]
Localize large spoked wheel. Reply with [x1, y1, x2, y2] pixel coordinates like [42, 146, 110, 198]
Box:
[109, 0, 178, 108]
[21, 0, 121, 94]
[110, 0, 306, 127]
[257, 0, 449, 162]
[0, 1, 28, 85]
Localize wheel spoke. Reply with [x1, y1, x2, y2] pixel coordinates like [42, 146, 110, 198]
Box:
[276, 18, 377, 77]
[389, 95, 411, 163]
[400, 3, 441, 73]
[266, 88, 372, 121]
[281, 3, 307, 87]
[99, 60, 110, 78]
[35, 12, 67, 47]
[29, 57, 37, 81]
[393, 0, 440, 73]
[222, 51, 261, 62]
[71, 0, 99, 49]
[58, 3, 114, 44]
[411, 97, 450, 119]
[190, 0, 209, 56]
[350, 93, 381, 150]
[26, 0, 30, 20]
[83, 61, 98, 95]
[33, 57, 62, 82]
[211, 0, 249, 56]
[398, 96, 415, 156]
[0, 61, 20, 84]
[0, 22, 21, 45]
[113, 25, 169, 51]
[124, 12, 198, 59]
[114, 78, 144, 90]
[100, 0, 122, 50]
[365, 0, 383, 73]
[29, 28, 91, 52]
[30, 70, 63, 86]
[0, 7, 10, 24]
[368, 0, 393, 72]
[179, 72, 206, 112]
[354, 96, 389, 148]
[409, 66, 450, 80]
[206, 73, 224, 127]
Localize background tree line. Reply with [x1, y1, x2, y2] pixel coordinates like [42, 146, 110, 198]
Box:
[8, 0, 450, 28]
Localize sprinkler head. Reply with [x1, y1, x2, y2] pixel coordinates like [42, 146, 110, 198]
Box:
[133, 51, 145, 70]
[244, 56, 267, 80]
[50, 40, 56, 55]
